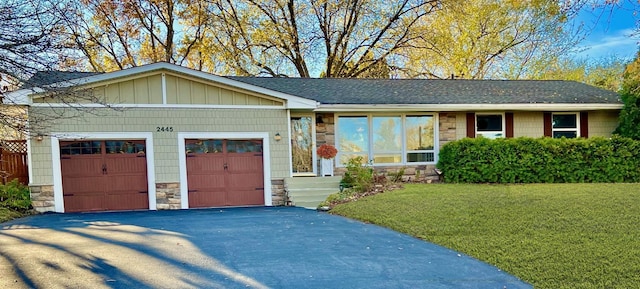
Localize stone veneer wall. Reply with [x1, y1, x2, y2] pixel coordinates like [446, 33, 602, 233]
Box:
[315, 113, 336, 174]
[155, 183, 181, 210]
[438, 112, 457, 146]
[30, 185, 55, 212]
[271, 179, 285, 206]
[315, 113, 335, 147]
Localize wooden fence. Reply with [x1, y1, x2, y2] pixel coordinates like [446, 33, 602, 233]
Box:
[0, 140, 28, 185]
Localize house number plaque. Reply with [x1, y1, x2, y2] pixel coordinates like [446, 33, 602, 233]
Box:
[156, 127, 174, 132]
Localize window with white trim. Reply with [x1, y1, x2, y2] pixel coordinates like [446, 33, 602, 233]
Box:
[552, 113, 579, 138]
[336, 114, 436, 165]
[337, 116, 369, 163]
[476, 114, 504, 139]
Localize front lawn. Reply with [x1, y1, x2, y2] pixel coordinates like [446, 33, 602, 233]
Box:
[330, 183, 640, 289]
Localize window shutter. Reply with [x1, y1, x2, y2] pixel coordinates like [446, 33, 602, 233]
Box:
[466, 113, 475, 138]
[543, 112, 552, 137]
[580, 112, 589, 138]
[505, 112, 514, 138]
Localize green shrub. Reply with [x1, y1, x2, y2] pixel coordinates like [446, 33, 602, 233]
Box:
[0, 179, 32, 212]
[341, 156, 374, 193]
[388, 167, 405, 183]
[437, 136, 640, 183]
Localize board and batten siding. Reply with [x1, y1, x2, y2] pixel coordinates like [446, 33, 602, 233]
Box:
[455, 112, 468, 140]
[588, 110, 619, 137]
[164, 74, 283, 106]
[513, 112, 544, 138]
[28, 107, 290, 185]
[32, 71, 284, 106]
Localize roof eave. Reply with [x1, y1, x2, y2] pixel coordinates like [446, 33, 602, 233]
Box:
[315, 103, 624, 112]
[25, 63, 318, 109]
[3, 88, 34, 105]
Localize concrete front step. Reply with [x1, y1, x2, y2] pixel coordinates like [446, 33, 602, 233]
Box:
[288, 188, 339, 196]
[290, 193, 336, 203]
[285, 176, 342, 209]
[294, 201, 327, 209]
[285, 176, 342, 185]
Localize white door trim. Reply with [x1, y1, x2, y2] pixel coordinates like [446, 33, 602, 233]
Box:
[51, 132, 156, 213]
[177, 132, 272, 209]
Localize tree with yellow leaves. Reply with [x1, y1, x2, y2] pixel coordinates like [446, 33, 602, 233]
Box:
[403, 0, 586, 79]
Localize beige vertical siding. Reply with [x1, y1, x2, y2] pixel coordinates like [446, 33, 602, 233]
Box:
[33, 71, 283, 106]
[29, 107, 290, 185]
[164, 74, 282, 106]
[455, 112, 467, 140]
[102, 75, 164, 104]
[513, 111, 544, 138]
[589, 110, 619, 137]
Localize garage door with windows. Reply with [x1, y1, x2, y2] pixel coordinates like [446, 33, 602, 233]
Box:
[186, 139, 264, 208]
[60, 140, 148, 212]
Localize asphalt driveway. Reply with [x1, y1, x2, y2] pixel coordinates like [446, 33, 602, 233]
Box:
[0, 207, 531, 288]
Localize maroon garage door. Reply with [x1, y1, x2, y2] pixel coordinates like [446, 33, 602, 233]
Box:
[60, 140, 148, 212]
[186, 139, 264, 208]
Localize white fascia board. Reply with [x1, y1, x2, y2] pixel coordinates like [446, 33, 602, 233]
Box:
[30, 103, 286, 110]
[28, 62, 318, 109]
[315, 103, 624, 112]
[3, 89, 33, 105]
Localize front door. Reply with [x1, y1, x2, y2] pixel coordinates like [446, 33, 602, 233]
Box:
[291, 116, 315, 175]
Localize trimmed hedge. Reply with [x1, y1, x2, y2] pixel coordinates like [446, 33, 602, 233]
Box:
[437, 136, 640, 183]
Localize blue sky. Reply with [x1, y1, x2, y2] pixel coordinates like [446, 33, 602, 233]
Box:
[575, 1, 639, 60]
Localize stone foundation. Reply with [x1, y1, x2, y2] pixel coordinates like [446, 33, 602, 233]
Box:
[156, 182, 181, 210]
[334, 165, 440, 183]
[271, 179, 286, 206]
[29, 185, 55, 212]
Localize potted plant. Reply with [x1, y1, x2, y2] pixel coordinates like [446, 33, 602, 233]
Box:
[317, 144, 337, 176]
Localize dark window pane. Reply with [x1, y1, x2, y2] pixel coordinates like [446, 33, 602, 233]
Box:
[407, 152, 435, 163]
[60, 141, 101, 155]
[121, 141, 140, 153]
[105, 141, 122, 154]
[553, 114, 577, 129]
[204, 140, 223, 153]
[186, 140, 206, 153]
[227, 140, 262, 153]
[477, 115, 502, 131]
[553, 131, 577, 138]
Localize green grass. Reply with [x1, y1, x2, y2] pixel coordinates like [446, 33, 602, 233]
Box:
[0, 207, 26, 223]
[330, 183, 640, 289]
